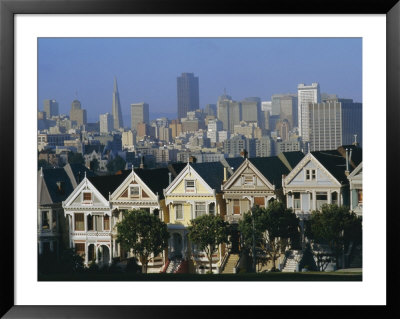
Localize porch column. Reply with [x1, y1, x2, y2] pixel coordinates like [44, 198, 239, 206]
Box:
[49, 209, 53, 231]
[327, 190, 331, 204]
[338, 189, 342, 206]
[181, 231, 185, 259]
[85, 243, 88, 266]
[109, 245, 112, 264]
[96, 245, 99, 263]
[312, 190, 316, 211]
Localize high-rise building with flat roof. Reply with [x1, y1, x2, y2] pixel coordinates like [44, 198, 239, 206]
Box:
[69, 99, 87, 128]
[131, 102, 149, 131]
[308, 100, 362, 151]
[99, 113, 113, 133]
[43, 99, 59, 119]
[217, 93, 241, 133]
[241, 98, 261, 126]
[177, 73, 199, 119]
[112, 77, 124, 130]
[298, 83, 321, 140]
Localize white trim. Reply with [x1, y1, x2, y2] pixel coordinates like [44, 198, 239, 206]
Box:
[63, 177, 110, 208]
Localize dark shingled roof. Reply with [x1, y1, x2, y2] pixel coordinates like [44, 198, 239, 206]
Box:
[248, 156, 290, 188]
[279, 151, 305, 170]
[88, 171, 131, 199]
[42, 168, 75, 203]
[68, 163, 95, 182]
[225, 157, 246, 171]
[190, 162, 226, 192]
[132, 167, 171, 199]
[311, 146, 362, 184]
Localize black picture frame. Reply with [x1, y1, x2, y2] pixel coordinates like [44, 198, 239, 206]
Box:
[1, 0, 398, 317]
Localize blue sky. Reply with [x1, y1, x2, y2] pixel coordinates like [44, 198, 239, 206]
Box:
[38, 38, 362, 124]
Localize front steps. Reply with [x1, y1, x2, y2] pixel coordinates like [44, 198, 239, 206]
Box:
[281, 250, 302, 272]
[222, 254, 240, 274]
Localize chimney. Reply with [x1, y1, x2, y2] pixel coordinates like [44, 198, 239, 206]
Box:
[223, 167, 227, 182]
[168, 172, 172, 184]
[240, 149, 248, 158]
[345, 148, 350, 176]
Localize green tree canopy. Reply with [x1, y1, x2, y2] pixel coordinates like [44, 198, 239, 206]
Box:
[68, 152, 84, 165]
[116, 210, 169, 273]
[188, 214, 229, 274]
[106, 155, 126, 174]
[305, 204, 362, 269]
[239, 202, 300, 271]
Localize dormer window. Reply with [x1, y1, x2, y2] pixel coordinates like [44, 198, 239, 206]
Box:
[185, 180, 195, 193]
[83, 191, 92, 203]
[129, 185, 140, 198]
[305, 169, 316, 181]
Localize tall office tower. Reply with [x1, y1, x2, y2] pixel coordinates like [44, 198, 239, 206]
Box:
[241, 98, 261, 127]
[170, 119, 182, 139]
[122, 130, 136, 150]
[308, 100, 362, 151]
[177, 72, 199, 119]
[131, 102, 149, 131]
[43, 99, 59, 119]
[276, 119, 290, 141]
[261, 101, 272, 113]
[204, 104, 217, 117]
[279, 95, 298, 128]
[217, 93, 241, 133]
[112, 77, 124, 130]
[256, 136, 273, 157]
[99, 112, 113, 133]
[69, 99, 87, 128]
[298, 83, 321, 139]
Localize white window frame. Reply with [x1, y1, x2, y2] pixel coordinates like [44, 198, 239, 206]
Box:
[129, 185, 141, 198]
[82, 191, 93, 204]
[194, 202, 206, 218]
[305, 169, 316, 181]
[185, 179, 196, 193]
[175, 204, 183, 220]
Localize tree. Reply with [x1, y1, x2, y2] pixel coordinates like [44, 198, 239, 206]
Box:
[106, 155, 126, 174]
[89, 158, 99, 172]
[239, 202, 300, 271]
[306, 204, 362, 269]
[116, 210, 169, 274]
[68, 152, 84, 165]
[188, 214, 229, 274]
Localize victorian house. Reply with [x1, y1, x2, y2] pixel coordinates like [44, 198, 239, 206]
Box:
[348, 162, 362, 216]
[163, 162, 227, 274]
[109, 167, 171, 273]
[38, 164, 92, 257]
[283, 145, 362, 217]
[62, 171, 129, 266]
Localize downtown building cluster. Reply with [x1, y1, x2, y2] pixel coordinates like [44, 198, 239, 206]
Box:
[37, 74, 362, 173]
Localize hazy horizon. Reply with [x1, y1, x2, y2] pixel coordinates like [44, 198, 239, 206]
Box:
[38, 37, 362, 125]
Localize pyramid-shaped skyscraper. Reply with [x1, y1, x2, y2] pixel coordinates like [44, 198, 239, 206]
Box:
[112, 77, 123, 130]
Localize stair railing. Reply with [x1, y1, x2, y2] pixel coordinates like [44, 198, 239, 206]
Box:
[233, 254, 241, 274]
[220, 252, 230, 273]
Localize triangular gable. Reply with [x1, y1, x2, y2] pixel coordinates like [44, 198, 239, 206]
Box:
[284, 153, 341, 187]
[110, 169, 158, 201]
[222, 159, 275, 191]
[164, 163, 214, 196]
[62, 177, 109, 208]
[348, 162, 362, 179]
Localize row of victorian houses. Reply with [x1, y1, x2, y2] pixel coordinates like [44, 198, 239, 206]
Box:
[38, 145, 362, 273]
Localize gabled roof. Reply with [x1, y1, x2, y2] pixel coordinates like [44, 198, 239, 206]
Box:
[87, 171, 130, 199]
[116, 168, 172, 200]
[248, 156, 290, 188]
[38, 167, 74, 205]
[64, 163, 95, 188]
[348, 162, 362, 179]
[225, 157, 246, 172]
[311, 146, 362, 184]
[278, 151, 305, 171]
[84, 144, 105, 155]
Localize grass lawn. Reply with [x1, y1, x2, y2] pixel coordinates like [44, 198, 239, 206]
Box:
[38, 271, 362, 281]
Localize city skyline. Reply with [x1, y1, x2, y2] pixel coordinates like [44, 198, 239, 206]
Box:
[38, 38, 362, 124]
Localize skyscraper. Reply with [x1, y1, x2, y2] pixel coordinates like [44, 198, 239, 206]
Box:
[308, 100, 362, 151]
[99, 112, 113, 133]
[217, 93, 241, 133]
[112, 77, 124, 130]
[177, 73, 199, 119]
[43, 99, 59, 119]
[131, 102, 149, 131]
[298, 83, 321, 140]
[69, 99, 87, 128]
